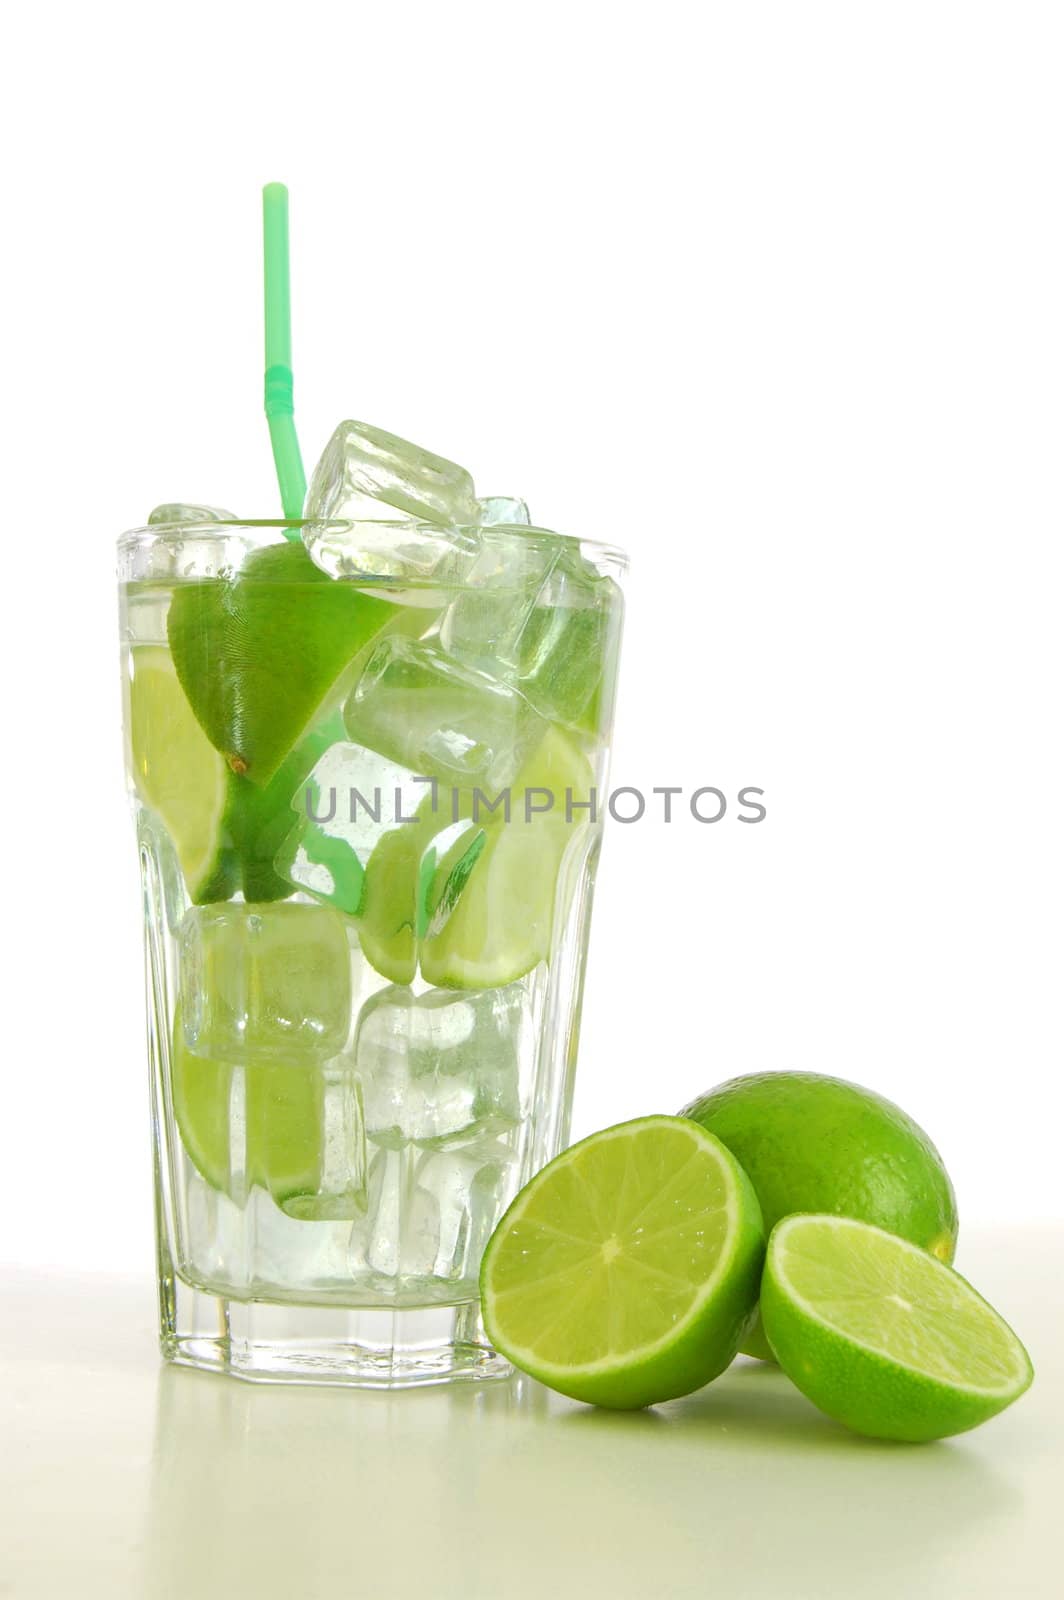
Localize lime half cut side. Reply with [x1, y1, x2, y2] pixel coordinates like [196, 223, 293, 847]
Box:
[761, 1215, 1034, 1441]
[480, 1116, 765, 1408]
[129, 646, 233, 900]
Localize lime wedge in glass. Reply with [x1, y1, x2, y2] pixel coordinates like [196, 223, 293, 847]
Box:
[357, 815, 433, 985]
[218, 707, 349, 904]
[170, 1007, 231, 1193]
[419, 814, 555, 989]
[128, 646, 234, 900]
[761, 1215, 1034, 1441]
[355, 725, 595, 989]
[419, 726, 594, 989]
[480, 1116, 765, 1408]
[167, 540, 401, 787]
[171, 1008, 327, 1216]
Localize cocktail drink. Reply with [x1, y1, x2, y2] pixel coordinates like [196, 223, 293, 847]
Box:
[120, 420, 625, 1385]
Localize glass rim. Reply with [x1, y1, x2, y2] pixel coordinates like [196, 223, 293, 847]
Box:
[117, 518, 630, 574]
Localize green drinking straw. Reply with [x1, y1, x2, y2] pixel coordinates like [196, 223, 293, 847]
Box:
[262, 182, 306, 530]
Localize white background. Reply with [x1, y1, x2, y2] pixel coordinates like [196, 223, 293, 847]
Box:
[1, 1, 1061, 1273]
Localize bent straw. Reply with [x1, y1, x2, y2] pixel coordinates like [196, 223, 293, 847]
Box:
[262, 182, 306, 530]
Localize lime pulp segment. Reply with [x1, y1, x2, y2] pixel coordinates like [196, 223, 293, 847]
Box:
[481, 1116, 765, 1408]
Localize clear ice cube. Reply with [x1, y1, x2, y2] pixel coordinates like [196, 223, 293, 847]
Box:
[407, 1145, 515, 1280]
[308, 419, 480, 525]
[274, 742, 434, 914]
[178, 903, 355, 1063]
[343, 634, 545, 792]
[303, 420, 482, 582]
[148, 503, 236, 525]
[363, 1147, 412, 1276]
[172, 1025, 367, 1222]
[442, 539, 622, 733]
[477, 495, 530, 527]
[302, 519, 480, 585]
[346, 1141, 515, 1284]
[439, 527, 561, 669]
[353, 983, 527, 1150]
[507, 552, 623, 731]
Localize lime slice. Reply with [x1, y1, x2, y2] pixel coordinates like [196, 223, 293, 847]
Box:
[355, 726, 594, 990]
[128, 646, 234, 899]
[420, 816, 556, 988]
[761, 1215, 1034, 1441]
[419, 727, 594, 989]
[171, 1007, 326, 1215]
[171, 1007, 230, 1192]
[357, 818, 429, 984]
[480, 1116, 765, 1408]
[167, 540, 401, 787]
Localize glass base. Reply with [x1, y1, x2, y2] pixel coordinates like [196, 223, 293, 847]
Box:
[160, 1268, 513, 1388]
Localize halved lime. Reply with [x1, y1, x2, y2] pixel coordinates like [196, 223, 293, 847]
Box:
[480, 1116, 765, 1408]
[128, 646, 234, 900]
[761, 1215, 1034, 1441]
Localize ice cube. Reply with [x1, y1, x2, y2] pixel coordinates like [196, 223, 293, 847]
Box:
[407, 1144, 516, 1280]
[442, 539, 622, 734]
[280, 1066, 368, 1221]
[477, 496, 530, 527]
[303, 420, 482, 583]
[273, 741, 434, 914]
[179, 903, 355, 1063]
[353, 983, 527, 1150]
[148, 503, 236, 525]
[172, 1020, 367, 1221]
[343, 634, 545, 792]
[308, 420, 480, 526]
[439, 527, 562, 669]
[302, 519, 480, 585]
[508, 552, 624, 733]
[346, 1145, 417, 1278]
[345, 1142, 514, 1284]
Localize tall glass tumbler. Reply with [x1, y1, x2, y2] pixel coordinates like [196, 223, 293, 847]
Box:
[119, 519, 626, 1386]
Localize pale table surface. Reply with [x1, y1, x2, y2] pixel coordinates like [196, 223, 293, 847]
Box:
[3, 1226, 1061, 1599]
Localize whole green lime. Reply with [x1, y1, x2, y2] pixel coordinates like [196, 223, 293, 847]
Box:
[680, 1071, 958, 1361]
